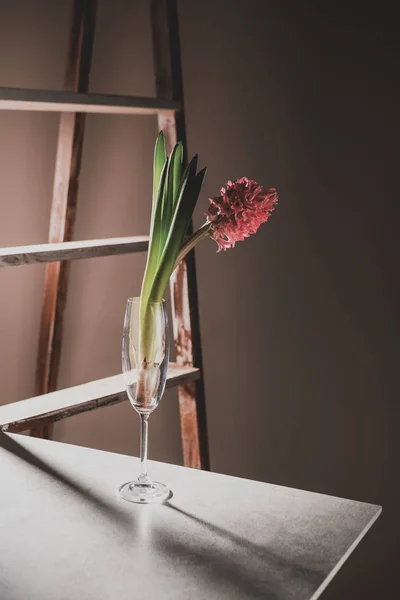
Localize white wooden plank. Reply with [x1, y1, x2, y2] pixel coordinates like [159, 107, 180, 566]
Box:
[0, 87, 179, 115]
[0, 364, 200, 433]
[0, 236, 149, 267]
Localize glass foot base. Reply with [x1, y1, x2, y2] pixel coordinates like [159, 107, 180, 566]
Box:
[118, 480, 171, 504]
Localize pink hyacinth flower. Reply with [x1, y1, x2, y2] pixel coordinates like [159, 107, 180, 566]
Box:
[205, 177, 278, 252]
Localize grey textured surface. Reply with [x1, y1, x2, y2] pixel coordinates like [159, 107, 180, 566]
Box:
[0, 434, 380, 600]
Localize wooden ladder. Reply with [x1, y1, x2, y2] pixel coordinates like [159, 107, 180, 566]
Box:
[0, 0, 210, 471]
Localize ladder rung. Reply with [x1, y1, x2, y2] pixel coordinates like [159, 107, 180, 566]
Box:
[0, 364, 200, 433]
[0, 88, 180, 115]
[0, 236, 149, 268]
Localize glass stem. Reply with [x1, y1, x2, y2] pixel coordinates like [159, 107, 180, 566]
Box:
[139, 413, 150, 482]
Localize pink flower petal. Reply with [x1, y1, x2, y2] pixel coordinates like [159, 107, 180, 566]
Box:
[205, 178, 278, 251]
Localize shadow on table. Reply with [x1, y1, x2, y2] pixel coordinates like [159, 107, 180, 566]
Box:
[0, 432, 325, 598]
[0, 431, 131, 527]
[161, 501, 325, 600]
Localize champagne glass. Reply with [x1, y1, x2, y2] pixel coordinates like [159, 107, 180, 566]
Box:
[118, 297, 170, 504]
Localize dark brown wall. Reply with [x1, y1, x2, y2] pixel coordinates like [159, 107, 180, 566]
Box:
[0, 1, 398, 598]
[179, 1, 399, 598]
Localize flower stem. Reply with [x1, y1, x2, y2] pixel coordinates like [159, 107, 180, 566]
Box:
[174, 221, 212, 270]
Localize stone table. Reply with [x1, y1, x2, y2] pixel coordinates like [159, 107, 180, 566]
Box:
[0, 433, 381, 600]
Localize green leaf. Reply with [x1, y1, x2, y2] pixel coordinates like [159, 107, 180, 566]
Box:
[147, 161, 206, 302]
[152, 132, 166, 211]
[145, 132, 167, 265]
[140, 132, 171, 305]
[148, 132, 167, 253]
[161, 142, 183, 250]
[139, 136, 207, 363]
[140, 158, 168, 304]
[172, 142, 183, 210]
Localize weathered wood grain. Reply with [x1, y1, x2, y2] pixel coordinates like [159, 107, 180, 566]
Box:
[0, 87, 179, 115]
[150, 0, 210, 470]
[0, 237, 149, 268]
[32, 0, 97, 439]
[0, 364, 200, 434]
